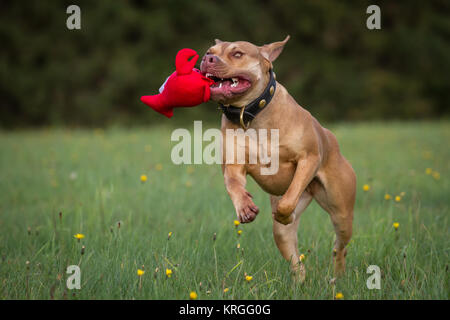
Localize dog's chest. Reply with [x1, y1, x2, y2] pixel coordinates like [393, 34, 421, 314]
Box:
[226, 128, 299, 195]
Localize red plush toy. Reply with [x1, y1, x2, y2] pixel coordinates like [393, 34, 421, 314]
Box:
[140, 48, 215, 118]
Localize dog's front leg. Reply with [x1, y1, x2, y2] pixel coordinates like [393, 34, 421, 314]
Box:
[275, 155, 320, 225]
[223, 164, 259, 223]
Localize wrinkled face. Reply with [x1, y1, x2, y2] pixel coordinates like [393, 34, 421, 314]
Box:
[200, 41, 273, 106]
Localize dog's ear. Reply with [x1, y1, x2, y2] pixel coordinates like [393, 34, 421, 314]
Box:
[259, 35, 290, 63]
[215, 39, 223, 45]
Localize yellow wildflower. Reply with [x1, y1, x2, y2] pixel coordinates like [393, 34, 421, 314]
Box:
[166, 268, 173, 278]
[74, 233, 85, 240]
[237, 230, 242, 236]
[245, 275, 253, 282]
[137, 269, 145, 276]
[335, 292, 344, 299]
[187, 166, 195, 174]
[425, 168, 432, 175]
[363, 184, 370, 192]
[234, 220, 240, 227]
[395, 195, 401, 202]
[223, 288, 229, 293]
[393, 222, 399, 230]
[189, 291, 198, 300]
[423, 151, 432, 159]
[299, 254, 305, 262]
[384, 194, 391, 200]
[140, 174, 147, 182]
[432, 172, 440, 180]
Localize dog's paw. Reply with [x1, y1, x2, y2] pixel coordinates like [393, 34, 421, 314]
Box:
[236, 191, 259, 223]
[273, 212, 294, 225]
[276, 198, 296, 217]
[273, 198, 295, 225]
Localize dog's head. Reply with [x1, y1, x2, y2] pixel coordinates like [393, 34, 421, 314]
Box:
[200, 36, 290, 107]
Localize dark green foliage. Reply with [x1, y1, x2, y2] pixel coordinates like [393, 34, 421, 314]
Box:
[1, 1, 449, 127]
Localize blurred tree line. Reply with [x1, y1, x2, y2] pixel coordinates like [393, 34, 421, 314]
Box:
[1, 0, 449, 128]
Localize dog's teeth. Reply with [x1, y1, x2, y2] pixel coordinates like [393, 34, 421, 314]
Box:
[231, 78, 239, 87]
[219, 82, 222, 88]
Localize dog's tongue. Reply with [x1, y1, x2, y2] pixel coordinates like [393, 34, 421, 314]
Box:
[211, 79, 232, 88]
[210, 78, 251, 94]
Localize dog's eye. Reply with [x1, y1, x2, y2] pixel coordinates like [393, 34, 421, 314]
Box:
[233, 52, 244, 58]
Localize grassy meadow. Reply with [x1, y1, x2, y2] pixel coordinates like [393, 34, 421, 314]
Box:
[0, 121, 448, 300]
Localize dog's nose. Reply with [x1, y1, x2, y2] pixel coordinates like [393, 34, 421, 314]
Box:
[204, 53, 218, 64]
[208, 55, 217, 63]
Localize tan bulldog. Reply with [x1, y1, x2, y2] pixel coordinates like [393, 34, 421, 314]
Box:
[200, 36, 356, 279]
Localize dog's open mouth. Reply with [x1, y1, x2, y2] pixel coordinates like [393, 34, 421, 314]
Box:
[204, 73, 252, 97]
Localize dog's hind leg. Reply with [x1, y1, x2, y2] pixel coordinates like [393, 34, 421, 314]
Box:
[271, 192, 312, 282]
[310, 160, 356, 277]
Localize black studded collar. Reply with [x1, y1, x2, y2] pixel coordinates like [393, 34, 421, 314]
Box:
[219, 69, 276, 129]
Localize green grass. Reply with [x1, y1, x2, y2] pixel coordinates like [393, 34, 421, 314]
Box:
[0, 121, 448, 300]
